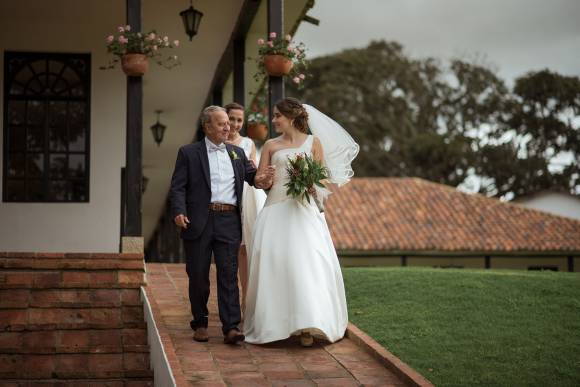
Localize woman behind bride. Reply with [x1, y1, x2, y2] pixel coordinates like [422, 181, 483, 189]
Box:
[243, 97, 359, 347]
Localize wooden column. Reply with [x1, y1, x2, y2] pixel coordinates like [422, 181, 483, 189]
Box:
[212, 88, 223, 106]
[124, 0, 143, 237]
[233, 38, 245, 106]
[267, 0, 284, 139]
[484, 255, 491, 269]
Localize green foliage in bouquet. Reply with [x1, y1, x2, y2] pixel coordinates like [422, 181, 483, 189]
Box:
[285, 153, 329, 204]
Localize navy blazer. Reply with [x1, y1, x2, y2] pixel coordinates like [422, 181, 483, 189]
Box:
[169, 140, 257, 240]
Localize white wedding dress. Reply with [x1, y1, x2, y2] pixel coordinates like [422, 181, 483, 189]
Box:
[237, 137, 267, 248]
[243, 135, 348, 344]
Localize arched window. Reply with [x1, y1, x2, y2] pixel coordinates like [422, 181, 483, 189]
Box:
[3, 52, 90, 202]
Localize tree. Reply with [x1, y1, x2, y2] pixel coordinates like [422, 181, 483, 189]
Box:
[287, 40, 579, 199]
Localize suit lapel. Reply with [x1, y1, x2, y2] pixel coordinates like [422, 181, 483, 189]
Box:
[197, 141, 211, 189]
[226, 144, 242, 193]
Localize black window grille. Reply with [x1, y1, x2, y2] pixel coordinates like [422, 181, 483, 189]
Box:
[3, 51, 91, 202]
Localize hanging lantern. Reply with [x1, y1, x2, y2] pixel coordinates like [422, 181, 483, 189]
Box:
[180, 0, 203, 41]
[150, 110, 167, 146]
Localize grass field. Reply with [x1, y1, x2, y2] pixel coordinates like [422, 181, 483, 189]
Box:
[342, 267, 580, 387]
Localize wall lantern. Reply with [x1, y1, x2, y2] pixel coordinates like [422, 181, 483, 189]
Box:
[180, 0, 203, 41]
[150, 110, 167, 146]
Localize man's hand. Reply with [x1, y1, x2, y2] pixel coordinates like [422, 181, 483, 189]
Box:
[174, 214, 190, 229]
[255, 165, 276, 189]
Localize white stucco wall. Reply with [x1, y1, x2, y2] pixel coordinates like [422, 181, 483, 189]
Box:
[0, 0, 126, 252]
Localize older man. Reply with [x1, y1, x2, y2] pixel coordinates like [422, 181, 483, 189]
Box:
[169, 106, 274, 344]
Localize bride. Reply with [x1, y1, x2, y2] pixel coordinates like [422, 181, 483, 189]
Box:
[243, 97, 359, 346]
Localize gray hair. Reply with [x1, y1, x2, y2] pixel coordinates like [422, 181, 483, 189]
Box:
[201, 105, 226, 128]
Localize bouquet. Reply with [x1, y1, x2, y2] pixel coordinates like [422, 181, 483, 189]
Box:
[284, 153, 331, 212]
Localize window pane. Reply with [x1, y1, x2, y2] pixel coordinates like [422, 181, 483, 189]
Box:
[48, 101, 67, 127]
[8, 101, 25, 125]
[48, 60, 64, 75]
[49, 180, 68, 201]
[69, 102, 86, 151]
[5, 180, 25, 201]
[27, 100, 45, 125]
[70, 179, 88, 201]
[68, 154, 85, 178]
[14, 65, 34, 87]
[49, 154, 67, 178]
[26, 125, 45, 151]
[7, 153, 25, 177]
[27, 179, 45, 201]
[8, 126, 26, 151]
[27, 153, 44, 177]
[49, 126, 67, 151]
[61, 66, 80, 85]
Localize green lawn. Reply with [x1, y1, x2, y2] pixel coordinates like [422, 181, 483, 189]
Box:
[342, 267, 580, 387]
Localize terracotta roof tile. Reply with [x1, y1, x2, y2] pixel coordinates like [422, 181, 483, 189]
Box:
[324, 177, 580, 252]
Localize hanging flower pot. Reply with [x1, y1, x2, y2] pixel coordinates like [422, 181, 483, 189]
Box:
[263, 54, 293, 77]
[121, 53, 149, 76]
[101, 25, 180, 74]
[247, 122, 268, 141]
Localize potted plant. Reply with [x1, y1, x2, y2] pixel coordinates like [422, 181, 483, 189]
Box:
[255, 32, 307, 87]
[246, 110, 269, 141]
[101, 25, 180, 76]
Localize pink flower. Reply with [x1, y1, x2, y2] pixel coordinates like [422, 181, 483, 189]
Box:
[292, 77, 300, 84]
[257, 38, 265, 45]
[163, 36, 169, 42]
[125, 25, 131, 31]
[269, 32, 277, 39]
[118, 36, 128, 44]
[287, 46, 293, 52]
[267, 41, 273, 47]
[106, 35, 114, 43]
[149, 32, 156, 40]
[173, 40, 180, 47]
[118, 26, 125, 33]
[152, 45, 158, 51]
[285, 34, 292, 41]
[299, 73, 305, 80]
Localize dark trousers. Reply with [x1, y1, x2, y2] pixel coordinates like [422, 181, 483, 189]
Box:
[183, 210, 242, 335]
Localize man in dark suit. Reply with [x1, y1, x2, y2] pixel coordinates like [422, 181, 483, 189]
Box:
[169, 106, 273, 344]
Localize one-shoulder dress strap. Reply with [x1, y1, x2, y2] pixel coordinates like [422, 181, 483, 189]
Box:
[303, 134, 314, 153]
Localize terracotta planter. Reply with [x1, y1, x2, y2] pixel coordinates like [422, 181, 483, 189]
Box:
[263, 54, 293, 77]
[247, 122, 268, 141]
[121, 53, 149, 76]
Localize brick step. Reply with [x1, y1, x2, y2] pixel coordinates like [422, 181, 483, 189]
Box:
[0, 307, 145, 331]
[0, 270, 144, 290]
[0, 253, 144, 271]
[0, 289, 142, 309]
[0, 353, 152, 379]
[0, 328, 148, 354]
[0, 379, 153, 387]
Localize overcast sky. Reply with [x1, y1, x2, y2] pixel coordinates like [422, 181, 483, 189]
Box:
[294, 0, 580, 84]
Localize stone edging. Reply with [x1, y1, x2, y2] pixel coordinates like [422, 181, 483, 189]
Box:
[346, 323, 434, 387]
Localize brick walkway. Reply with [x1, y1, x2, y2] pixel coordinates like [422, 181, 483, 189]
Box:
[145, 263, 407, 387]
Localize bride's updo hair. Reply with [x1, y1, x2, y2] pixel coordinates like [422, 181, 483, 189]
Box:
[275, 97, 309, 133]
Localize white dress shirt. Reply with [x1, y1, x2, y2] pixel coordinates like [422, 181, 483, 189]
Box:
[205, 137, 237, 206]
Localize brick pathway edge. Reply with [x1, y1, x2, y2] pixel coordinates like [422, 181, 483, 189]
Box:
[346, 323, 434, 387]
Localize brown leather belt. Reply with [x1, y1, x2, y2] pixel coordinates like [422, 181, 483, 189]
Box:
[209, 203, 237, 212]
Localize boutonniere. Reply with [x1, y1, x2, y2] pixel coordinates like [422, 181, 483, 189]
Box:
[229, 150, 239, 160]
